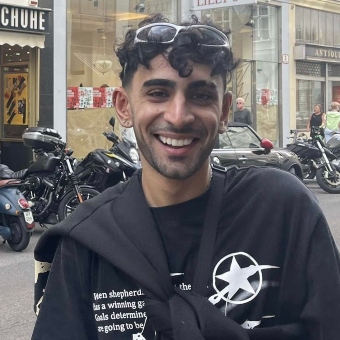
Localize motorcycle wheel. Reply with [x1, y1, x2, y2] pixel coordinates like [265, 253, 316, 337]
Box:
[316, 167, 340, 194]
[57, 187, 100, 221]
[7, 216, 31, 252]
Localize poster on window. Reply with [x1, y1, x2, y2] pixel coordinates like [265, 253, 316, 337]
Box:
[3, 73, 28, 125]
[67, 87, 80, 109]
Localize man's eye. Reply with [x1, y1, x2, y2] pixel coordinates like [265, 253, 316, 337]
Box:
[193, 93, 213, 101]
[148, 90, 168, 98]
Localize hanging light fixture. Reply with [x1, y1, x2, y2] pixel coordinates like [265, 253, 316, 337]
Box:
[93, 0, 112, 74]
[93, 30, 112, 74]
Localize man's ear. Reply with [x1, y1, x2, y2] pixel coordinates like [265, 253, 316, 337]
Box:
[113, 87, 132, 128]
[219, 91, 233, 134]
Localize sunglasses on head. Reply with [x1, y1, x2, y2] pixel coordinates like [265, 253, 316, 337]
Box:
[133, 22, 230, 48]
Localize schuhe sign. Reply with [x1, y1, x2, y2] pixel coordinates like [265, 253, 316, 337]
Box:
[193, 0, 257, 10]
[0, 4, 50, 34]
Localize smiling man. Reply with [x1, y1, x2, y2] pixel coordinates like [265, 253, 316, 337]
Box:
[32, 14, 340, 340]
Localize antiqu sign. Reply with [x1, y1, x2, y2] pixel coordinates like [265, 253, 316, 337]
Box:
[295, 44, 340, 62]
[0, 4, 50, 34]
[193, 0, 257, 11]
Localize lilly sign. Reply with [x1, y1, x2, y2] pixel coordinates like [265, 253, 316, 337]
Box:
[193, 0, 257, 11]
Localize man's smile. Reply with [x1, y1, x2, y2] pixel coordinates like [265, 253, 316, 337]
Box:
[157, 135, 195, 147]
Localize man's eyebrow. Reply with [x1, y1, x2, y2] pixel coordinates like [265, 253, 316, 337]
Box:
[188, 80, 218, 90]
[142, 79, 176, 88]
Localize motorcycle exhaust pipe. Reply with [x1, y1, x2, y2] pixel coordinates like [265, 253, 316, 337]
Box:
[33, 191, 54, 218]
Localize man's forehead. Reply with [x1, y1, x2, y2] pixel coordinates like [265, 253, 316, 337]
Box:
[133, 56, 224, 90]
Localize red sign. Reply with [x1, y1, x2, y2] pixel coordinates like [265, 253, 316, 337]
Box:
[261, 89, 271, 106]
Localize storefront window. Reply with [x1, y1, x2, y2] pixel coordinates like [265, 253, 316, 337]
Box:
[253, 6, 279, 144]
[0, 45, 31, 139]
[67, 0, 177, 157]
[1, 45, 30, 63]
[296, 80, 324, 130]
[296, 6, 340, 47]
[202, 4, 279, 144]
[256, 61, 279, 143]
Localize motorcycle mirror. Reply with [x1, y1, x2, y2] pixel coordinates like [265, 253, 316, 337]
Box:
[260, 138, 274, 150]
[109, 117, 115, 128]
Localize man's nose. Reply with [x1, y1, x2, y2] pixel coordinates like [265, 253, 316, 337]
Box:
[163, 94, 194, 127]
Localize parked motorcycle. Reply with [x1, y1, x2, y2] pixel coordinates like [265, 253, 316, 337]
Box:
[1, 127, 100, 227]
[287, 127, 340, 193]
[326, 132, 340, 165]
[0, 178, 35, 251]
[75, 117, 141, 192]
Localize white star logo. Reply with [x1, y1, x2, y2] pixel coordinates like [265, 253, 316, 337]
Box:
[209, 252, 279, 305]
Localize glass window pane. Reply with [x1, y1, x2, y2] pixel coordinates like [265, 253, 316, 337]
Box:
[1, 45, 30, 63]
[334, 14, 340, 47]
[295, 7, 303, 43]
[227, 127, 261, 149]
[253, 5, 278, 62]
[303, 8, 311, 42]
[256, 61, 279, 144]
[318, 11, 326, 45]
[326, 12, 334, 46]
[296, 80, 324, 130]
[310, 9, 319, 43]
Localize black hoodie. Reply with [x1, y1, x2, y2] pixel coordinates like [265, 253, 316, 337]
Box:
[32, 166, 340, 340]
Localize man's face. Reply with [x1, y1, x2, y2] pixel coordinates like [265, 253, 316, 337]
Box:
[124, 55, 230, 180]
[236, 100, 244, 110]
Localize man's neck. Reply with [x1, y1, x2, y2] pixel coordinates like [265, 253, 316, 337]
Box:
[141, 163, 212, 207]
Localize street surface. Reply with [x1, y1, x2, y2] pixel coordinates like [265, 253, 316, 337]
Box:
[0, 179, 339, 340]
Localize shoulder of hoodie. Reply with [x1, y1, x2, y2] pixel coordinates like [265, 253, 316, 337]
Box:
[221, 165, 318, 204]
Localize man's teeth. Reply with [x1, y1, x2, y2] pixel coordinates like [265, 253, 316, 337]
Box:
[159, 135, 193, 147]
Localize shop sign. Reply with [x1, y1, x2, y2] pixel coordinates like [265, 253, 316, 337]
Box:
[309, 46, 340, 60]
[0, 4, 50, 34]
[193, 0, 257, 11]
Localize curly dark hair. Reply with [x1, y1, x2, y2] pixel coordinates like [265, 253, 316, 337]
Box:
[115, 14, 239, 90]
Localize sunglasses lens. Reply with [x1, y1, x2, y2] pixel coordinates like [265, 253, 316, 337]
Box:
[136, 25, 177, 43]
[196, 27, 227, 46]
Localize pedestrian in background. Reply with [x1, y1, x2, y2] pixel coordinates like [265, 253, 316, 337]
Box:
[324, 101, 340, 142]
[233, 97, 253, 126]
[306, 103, 325, 138]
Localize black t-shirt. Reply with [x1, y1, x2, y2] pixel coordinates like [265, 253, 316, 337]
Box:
[310, 112, 323, 127]
[150, 191, 209, 288]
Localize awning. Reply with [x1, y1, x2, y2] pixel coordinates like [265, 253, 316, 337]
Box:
[0, 31, 45, 48]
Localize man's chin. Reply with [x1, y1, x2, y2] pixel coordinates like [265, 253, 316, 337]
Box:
[151, 160, 204, 181]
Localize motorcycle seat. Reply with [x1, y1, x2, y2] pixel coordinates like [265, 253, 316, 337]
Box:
[10, 169, 28, 179]
[0, 164, 27, 179]
[0, 179, 20, 187]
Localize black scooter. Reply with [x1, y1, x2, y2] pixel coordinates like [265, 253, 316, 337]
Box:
[0, 177, 35, 251]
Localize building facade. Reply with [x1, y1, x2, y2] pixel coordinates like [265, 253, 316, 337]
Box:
[293, 2, 340, 131]
[0, 0, 53, 170]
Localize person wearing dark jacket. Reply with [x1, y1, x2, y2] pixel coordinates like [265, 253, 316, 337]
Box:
[32, 13, 340, 340]
[233, 97, 253, 126]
